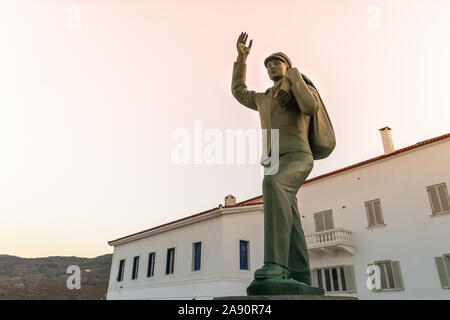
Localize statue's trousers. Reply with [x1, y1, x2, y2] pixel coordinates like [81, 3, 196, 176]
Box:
[262, 151, 313, 283]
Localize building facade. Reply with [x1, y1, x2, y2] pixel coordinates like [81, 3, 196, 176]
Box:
[107, 132, 450, 299]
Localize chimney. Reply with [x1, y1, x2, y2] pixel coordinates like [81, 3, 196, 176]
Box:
[225, 194, 236, 206]
[379, 126, 395, 154]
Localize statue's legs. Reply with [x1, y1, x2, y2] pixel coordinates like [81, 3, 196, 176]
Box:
[288, 197, 311, 284]
[261, 151, 313, 281]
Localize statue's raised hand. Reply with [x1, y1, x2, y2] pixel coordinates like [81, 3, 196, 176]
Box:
[236, 32, 253, 57]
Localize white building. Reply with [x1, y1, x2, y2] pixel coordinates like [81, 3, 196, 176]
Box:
[106, 129, 450, 300]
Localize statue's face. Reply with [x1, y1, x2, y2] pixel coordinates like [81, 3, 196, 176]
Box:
[267, 59, 288, 81]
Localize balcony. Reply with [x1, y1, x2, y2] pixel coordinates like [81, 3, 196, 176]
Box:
[306, 228, 355, 255]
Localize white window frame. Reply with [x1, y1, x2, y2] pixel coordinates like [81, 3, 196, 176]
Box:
[239, 240, 250, 271]
[365, 199, 386, 228]
[313, 209, 334, 232]
[311, 265, 356, 293]
[435, 254, 450, 289]
[131, 256, 140, 280]
[427, 183, 450, 216]
[371, 260, 404, 291]
[192, 242, 202, 272]
[147, 252, 155, 278]
[117, 259, 125, 282]
[446, 254, 450, 273]
[166, 247, 175, 275]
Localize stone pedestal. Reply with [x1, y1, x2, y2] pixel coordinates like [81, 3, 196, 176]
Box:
[214, 278, 358, 300]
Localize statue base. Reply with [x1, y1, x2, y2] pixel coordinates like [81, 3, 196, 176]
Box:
[245, 278, 325, 296]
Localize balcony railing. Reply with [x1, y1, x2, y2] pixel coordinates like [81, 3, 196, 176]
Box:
[306, 228, 355, 255]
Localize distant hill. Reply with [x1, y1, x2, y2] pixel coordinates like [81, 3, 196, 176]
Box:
[0, 254, 112, 300]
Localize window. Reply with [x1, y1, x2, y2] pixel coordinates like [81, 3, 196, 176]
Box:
[427, 183, 450, 215]
[147, 252, 155, 278]
[131, 256, 139, 280]
[371, 260, 404, 291]
[239, 240, 250, 270]
[314, 210, 334, 232]
[312, 265, 356, 293]
[166, 248, 175, 275]
[117, 259, 125, 282]
[192, 242, 202, 271]
[435, 254, 450, 289]
[365, 199, 385, 227]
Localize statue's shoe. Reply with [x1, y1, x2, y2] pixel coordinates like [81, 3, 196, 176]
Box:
[288, 271, 311, 285]
[254, 263, 289, 279]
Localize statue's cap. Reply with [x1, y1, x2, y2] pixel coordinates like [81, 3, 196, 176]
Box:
[264, 52, 292, 69]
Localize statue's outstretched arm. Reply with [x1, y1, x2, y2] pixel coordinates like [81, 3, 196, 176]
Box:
[231, 32, 258, 111]
[231, 59, 258, 111]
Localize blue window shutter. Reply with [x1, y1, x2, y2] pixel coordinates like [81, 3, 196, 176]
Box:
[166, 249, 170, 274]
[194, 242, 201, 271]
[171, 248, 175, 273]
[117, 259, 125, 281]
[132, 256, 139, 279]
[166, 248, 175, 274]
[240, 240, 249, 270]
[147, 253, 155, 277]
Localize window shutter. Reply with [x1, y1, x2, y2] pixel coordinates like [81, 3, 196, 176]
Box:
[324, 210, 334, 230]
[435, 256, 450, 288]
[148, 253, 155, 277]
[437, 184, 450, 212]
[166, 249, 174, 274]
[117, 259, 125, 281]
[132, 256, 139, 279]
[365, 202, 376, 227]
[311, 270, 318, 287]
[428, 186, 441, 214]
[240, 241, 249, 270]
[194, 243, 201, 271]
[343, 265, 357, 293]
[391, 261, 404, 290]
[171, 249, 175, 273]
[314, 213, 324, 232]
[373, 200, 384, 224]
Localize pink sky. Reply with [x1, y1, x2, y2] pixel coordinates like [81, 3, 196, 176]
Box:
[0, 0, 449, 257]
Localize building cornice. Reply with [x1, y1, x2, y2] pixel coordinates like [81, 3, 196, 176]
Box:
[108, 204, 263, 246]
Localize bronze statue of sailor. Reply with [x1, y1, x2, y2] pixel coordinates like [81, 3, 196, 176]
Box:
[231, 32, 335, 295]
